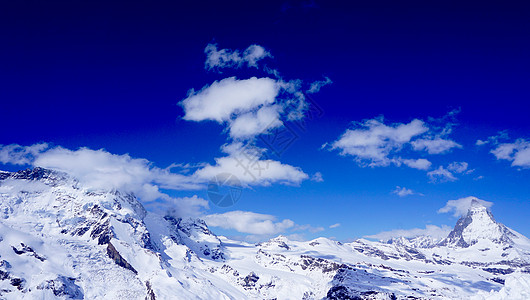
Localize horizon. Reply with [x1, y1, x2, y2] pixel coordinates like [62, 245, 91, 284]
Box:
[1, 1, 530, 244]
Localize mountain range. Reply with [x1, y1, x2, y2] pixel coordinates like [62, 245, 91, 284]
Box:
[0, 168, 529, 299]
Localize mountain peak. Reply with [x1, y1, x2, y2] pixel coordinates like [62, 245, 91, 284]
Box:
[469, 197, 486, 209]
[439, 199, 515, 248]
[0, 167, 68, 186]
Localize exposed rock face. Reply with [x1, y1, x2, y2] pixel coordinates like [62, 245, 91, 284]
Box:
[107, 242, 137, 275]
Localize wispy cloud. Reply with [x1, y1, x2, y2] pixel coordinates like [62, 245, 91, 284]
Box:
[203, 210, 294, 235]
[0, 143, 49, 165]
[365, 225, 451, 242]
[476, 130, 509, 146]
[150, 195, 210, 219]
[447, 161, 473, 174]
[329, 223, 341, 229]
[427, 166, 457, 182]
[427, 161, 474, 183]
[392, 186, 420, 197]
[311, 172, 324, 182]
[204, 43, 271, 71]
[307, 76, 332, 94]
[438, 196, 493, 217]
[411, 137, 461, 154]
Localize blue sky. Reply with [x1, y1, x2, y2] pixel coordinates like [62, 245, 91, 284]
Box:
[1, 1, 530, 242]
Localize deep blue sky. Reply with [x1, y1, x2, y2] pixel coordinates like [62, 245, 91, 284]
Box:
[1, 1, 530, 240]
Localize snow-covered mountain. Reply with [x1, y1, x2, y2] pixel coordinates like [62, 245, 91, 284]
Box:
[0, 168, 529, 299]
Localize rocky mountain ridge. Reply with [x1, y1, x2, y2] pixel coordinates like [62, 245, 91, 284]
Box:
[0, 168, 529, 299]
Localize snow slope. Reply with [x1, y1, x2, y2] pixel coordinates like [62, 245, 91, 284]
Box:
[0, 168, 529, 299]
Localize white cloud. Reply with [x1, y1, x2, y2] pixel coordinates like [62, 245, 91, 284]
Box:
[203, 211, 295, 235]
[307, 77, 332, 94]
[427, 162, 474, 183]
[0, 143, 49, 165]
[401, 158, 432, 170]
[427, 166, 457, 182]
[328, 118, 428, 167]
[491, 139, 530, 168]
[411, 137, 461, 154]
[447, 161, 471, 174]
[204, 44, 271, 71]
[294, 224, 325, 233]
[179, 43, 331, 187]
[392, 186, 416, 197]
[33, 147, 201, 200]
[228, 104, 283, 139]
[0, 144, 206, 200]
[180, 77, 300, 140]
[1, 143, 310, 217]
[193, 155, 308, 186]
[154, 195, 210, 219]
[181, 76, 279, 123]
[311, 172, 324, 182]
[476, 139, 488, 146]
[438, 196, 493, 217]
[193, 142, 308, 186]
[329, 223, 341, 229]
[326, 113, 464, 173]
[365, 225, 452, 241]
[476, 131, 510, 147]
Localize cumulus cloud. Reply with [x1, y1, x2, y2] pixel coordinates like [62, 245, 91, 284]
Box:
[328, 118, 428, 167]
[326, 112, 463, 173]
[204, 43, 271, 71]
[427, 166, 457, 183]
[438, 196, 493, 217]
[228, 105, 283, 139]
[491, 139, 530, 168]
[192, 142, 308, 186]
[365, 225, 452, 242]
[181, 77, 279, 123]
[180, 77, 300, 139]
[203, 211, 295, 235]
[180, 77, 323, 140]
[179, 43, 333, 187]
[392, 186, 418, 197]
[411, 137, 461, 154]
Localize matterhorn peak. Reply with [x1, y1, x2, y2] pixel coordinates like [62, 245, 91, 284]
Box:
[439, 198, 515, 248]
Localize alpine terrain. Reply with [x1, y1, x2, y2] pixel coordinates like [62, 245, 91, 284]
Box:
[0, 168, 529, 299]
